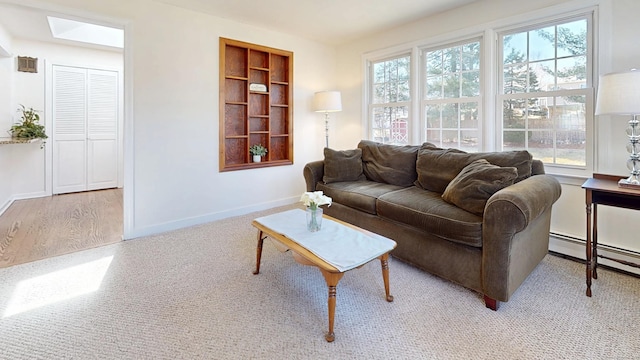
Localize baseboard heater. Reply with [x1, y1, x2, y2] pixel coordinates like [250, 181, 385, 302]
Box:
[549, 232, 640, 278]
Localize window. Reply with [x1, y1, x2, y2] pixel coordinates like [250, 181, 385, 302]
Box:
[364, 9, 594, 174]
[369, 55, 411, 144]
[423, 40, 481, 152]
[499, 17, 591, 167]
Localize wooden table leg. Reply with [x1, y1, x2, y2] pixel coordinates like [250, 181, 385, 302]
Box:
[253, 230, 265, 275]
[380, 253, 394, 302]
[585, 201, 593, 297]
[593, 203, 599, 280]
[319, 270, 344, 343]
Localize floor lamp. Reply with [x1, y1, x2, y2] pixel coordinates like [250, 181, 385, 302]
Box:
[312, 91, 342, 148]
[595, 70, 640, 188]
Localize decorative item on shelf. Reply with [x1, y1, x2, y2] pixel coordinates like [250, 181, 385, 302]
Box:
[249, 143, 268, 163]
[312, 91, 342, 148]
[249, 83, 268, 92]
[595, 69, 640, 188]
[300, 191, 332, 232]
[8, 104, 47, 148]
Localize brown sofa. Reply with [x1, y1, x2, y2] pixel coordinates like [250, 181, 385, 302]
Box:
[303, 140, 562, 310]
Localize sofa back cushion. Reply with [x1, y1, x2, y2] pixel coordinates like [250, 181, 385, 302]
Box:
[441, 159, 518, 215]
[323, 148, 365, 184]
[415, 142, 533, 193]
[358, 140, 419, 187]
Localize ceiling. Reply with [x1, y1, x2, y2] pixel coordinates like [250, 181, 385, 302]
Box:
[156, 0, 481, 45]
[0, 0, 480, 49]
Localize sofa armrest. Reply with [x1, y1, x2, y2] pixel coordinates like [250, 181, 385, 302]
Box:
[482, 174, 561, 301]
[303, 160, 325, 192]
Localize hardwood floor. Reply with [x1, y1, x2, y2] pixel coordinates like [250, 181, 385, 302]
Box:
[0, 188, 123, 268]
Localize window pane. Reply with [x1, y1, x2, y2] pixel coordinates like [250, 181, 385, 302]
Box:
[426, 104, 441, 128]
[372, 55, 411, 105]
[504, 63, 527, 94]
[528, 130, 554, 163]
[442, 103, 459, 128]
[503, 130, 526, 150]
[460, 129, 479, 152]
[442, 47, 460, 73]
[426, 76, 443, 99]
[530, 60, 554, 91]
[427, 50, 443, 75]
[530, 26, 555, 61]
[426, 129, 442, 145]
[372, 106, 409, 144]
[460, 102, 478, 128]
[555, 95, 586, 131]
[557, 56, 586, 89]
[462, 42, 480, 71]
[503, 32, 527, 63]
[557, 19, 587, 57]
[442, 129, 459, 148]
[503, 99, 525, 128]
[556, 131, 586, 165]
[461, 70, 480, 97]
[443, 74, 459, 98]
[528, 97, 552, 129]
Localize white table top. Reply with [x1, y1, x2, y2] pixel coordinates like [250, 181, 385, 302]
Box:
[254, 209, 396, 272]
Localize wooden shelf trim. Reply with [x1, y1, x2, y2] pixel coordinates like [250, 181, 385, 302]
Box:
[219, 37, 293, 172]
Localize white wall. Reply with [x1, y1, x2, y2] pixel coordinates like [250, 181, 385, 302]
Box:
[127, 3, 336, 236]
[0, 20, 14, 213]
[0, 0, 337, 238]
[334, 0, 640, 269]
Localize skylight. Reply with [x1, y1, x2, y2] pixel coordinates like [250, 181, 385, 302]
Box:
[47, 16, 123, 49]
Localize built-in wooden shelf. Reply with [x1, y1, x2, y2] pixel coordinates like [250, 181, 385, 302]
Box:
[219, 38, 293, 171]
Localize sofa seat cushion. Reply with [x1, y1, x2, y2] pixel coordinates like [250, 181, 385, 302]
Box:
[317, 180, 404, 215]
[377, 186, 483, 247]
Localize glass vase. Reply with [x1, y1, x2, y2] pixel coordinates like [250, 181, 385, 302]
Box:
[306, 207, 323, 232]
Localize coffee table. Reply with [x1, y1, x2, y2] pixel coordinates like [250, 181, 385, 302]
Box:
[252, 209, 397, 342]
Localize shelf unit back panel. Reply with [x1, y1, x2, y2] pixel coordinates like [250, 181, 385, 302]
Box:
[220, 37, 293, 171]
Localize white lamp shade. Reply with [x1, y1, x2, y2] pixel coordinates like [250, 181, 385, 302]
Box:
[312, 91, 342, 112]
[595, 70, 640, 115]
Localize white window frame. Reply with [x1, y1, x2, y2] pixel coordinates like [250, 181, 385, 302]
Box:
[366, 52, 413, 144]
[496, 13, 595, 176]
[420, 37, 484, 152]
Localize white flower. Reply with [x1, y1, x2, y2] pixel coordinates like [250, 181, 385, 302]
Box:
[300, 191, 332, 210]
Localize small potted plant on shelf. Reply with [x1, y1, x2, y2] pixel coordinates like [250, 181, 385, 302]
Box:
[9, 104, 48, 146]
[249, 144, 268, 163]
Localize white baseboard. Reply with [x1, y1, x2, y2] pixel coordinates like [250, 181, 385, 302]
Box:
[0, 198, 13, 217]
[0, 191, 48, 217]
[550, 233, 640, 276]
[124, 196, 299, 240]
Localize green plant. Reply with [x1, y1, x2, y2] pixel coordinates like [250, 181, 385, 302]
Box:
[249, 144, 268, 156]
[9, 105, 48, 140]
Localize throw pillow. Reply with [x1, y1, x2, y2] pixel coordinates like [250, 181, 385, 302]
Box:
[357, 140, 420, 187]
[442, 159, 518, 216]
[415, 142, 532, 193]
[323, 148, 365, 184]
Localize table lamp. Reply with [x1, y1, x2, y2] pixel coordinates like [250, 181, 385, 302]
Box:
[595, 69, 640, 188]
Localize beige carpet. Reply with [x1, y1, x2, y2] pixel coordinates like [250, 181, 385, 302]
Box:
[0, 204, 638, 359]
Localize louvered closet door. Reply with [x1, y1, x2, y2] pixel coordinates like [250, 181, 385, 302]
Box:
[53, 66, 88, 194]
[87, 69, 118, 190]
[52, 65, 119, 194]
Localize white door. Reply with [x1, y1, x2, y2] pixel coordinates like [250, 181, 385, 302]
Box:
[52, 65, 119, 194]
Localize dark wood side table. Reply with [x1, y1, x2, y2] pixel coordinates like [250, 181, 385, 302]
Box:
[582, 173, 640, 297]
